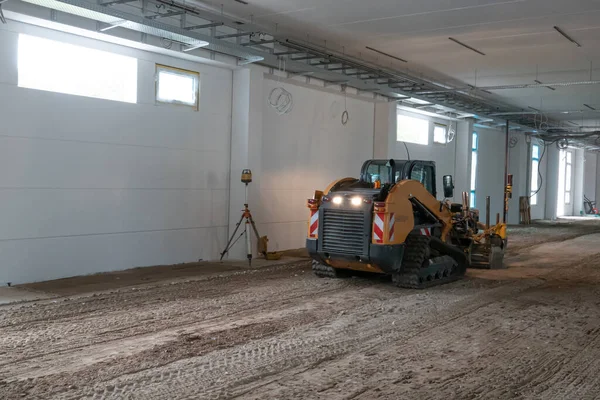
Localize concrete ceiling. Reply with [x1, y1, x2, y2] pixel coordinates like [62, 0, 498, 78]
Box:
[210, 0, 600, 124]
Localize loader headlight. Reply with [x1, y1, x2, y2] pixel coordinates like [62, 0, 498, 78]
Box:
[351, 197, 362, 206]
[332, 196, 343, 205]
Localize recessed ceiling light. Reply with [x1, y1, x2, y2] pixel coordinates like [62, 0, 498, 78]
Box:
[448, 37, 485, 56]
[554, 26, 581, 48]
[365, 46, 408, 63]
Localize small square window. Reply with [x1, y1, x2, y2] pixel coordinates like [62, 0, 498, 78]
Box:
[156, 65, 199, 110]
[433, 124, 447, 144]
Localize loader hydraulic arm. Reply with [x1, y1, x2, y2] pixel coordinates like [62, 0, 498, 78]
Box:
[385, 180, 453, 244]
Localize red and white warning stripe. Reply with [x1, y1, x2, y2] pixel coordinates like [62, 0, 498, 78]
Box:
[373, 213, 384, 243]
[389, 213, 395, 242]
[420, 227, 432, 237]
[309, 210, 319, 237]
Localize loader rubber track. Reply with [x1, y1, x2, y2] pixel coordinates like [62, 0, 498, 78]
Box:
[393, 234, 465, 289]
[312, 260, 349, 279]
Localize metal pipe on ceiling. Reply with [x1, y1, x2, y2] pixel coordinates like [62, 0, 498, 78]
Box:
[14, 0, 569, 137]
[417, 80, 600, 95]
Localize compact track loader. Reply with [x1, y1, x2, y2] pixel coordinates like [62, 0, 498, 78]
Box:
[306, 159, 507, 289]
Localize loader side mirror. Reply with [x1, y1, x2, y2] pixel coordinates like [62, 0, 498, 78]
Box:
[443, 175, 454, 198]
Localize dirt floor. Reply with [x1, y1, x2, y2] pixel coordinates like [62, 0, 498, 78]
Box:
[2, 220, 600, 399]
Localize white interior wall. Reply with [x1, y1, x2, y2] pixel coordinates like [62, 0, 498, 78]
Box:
[255, 75, 375, 252]
[596, 156, 600, 207]
[529, 140, 549, 220]
[557, 149, 578, 217]
[4, 15, 588, 283]
[394, 110, 458, 199]
[0, 22, 232, 284]
[507, 131, 528, 225]
[584, 152, 597, 203]
[573, 149, 585, 216]
[544, 145, 560, 220]
[453, 120, 473, 199]
[475, 127, 506, 225]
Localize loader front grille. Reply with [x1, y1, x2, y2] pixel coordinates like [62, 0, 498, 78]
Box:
[321, 209, 367, 255]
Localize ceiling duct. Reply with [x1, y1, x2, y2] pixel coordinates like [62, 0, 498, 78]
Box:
[20, 0, 264, 63]
[10, 0, 587, 139]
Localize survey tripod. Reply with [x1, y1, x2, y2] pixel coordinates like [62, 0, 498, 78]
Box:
[219, 170, 265, 265]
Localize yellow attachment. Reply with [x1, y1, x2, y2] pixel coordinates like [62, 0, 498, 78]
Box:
[265, 251, 283, 260]
[473, 223, 507, 243]
[326, 259, 384, 273]
[383, 180, 453, 244]
[241, 169, 252, 184]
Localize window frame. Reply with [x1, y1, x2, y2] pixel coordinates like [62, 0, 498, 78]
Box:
[433, 123, 448, 145]
[530, 144, 540, 205]
[155, 64, 200, 110]
[470, 132, 478, 208]
[564, 150, 573, 205]
[409, 163, 436, 195]
[396, 114, 430, 145]
[17, 33, 138, 104]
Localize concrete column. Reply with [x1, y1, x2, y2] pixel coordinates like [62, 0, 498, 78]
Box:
[453, 119, 473, 202]
[544, 145, 560, 220]
[596, 156, 600, 208]
[573, 149, 585, 216]
[507, 132, 527, 224]
[373, 101, 396, 159]
[583, 152, 597, 201]
[227, 66, 264, 259]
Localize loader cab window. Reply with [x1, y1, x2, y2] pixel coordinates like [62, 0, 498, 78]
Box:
[365, 162, 393, 185]
[410, 163, 435, 195]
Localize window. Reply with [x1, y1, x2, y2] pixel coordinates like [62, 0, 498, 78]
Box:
[366, 162, 393, 185]
[470, 132, 478, 208]
[18, 34, 137, 103]
[530, 144, 540, 205]
[397, 114, 429, 145]
[433, 124, 448, 144]
[565, 150, 572, 204]
[410, 164, 435, 195]
[156, 65, 199, 110]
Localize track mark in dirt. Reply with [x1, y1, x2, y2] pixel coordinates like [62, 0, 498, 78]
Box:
[2, 222, 600, 400]
[47, 279, 539, 400]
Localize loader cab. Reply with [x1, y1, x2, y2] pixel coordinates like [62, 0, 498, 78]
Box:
[360, 159, 437, 197]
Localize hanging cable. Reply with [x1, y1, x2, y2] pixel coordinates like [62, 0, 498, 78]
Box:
[341, 84, 349, 125]
[268, 58, 293, 115]
[403, 142, 410, 161]
[447, 122, 456, 143]
[529, 139, 546, 199]
[268, 87, 293, 114]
